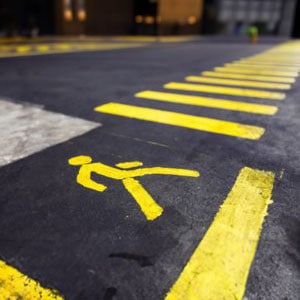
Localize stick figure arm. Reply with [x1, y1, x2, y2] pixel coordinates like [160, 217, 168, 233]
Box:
[76, 169, 107, 192]
[129, 167, 200, 178]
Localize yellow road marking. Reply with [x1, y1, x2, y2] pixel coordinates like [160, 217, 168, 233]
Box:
[116, 161, 144, 169]
[16, 45, 32, 53]
[248, 56, 300, 64]
[123, 177, 164, 220]
[95, 103, 265, 140]
[215, 67, 298, 77]
[69, 155, 199, 221]
[164, 82, 285, 100]
[0, 260, 63, 299]
[225, 63, 300, 72]
[185, 75, 291, 90]
[236, 59, 300, 67]
[135, 90, 278, 115]
[202, 71, 295, 83]
[36, 44, 51, 52]
[0, 43, 145, 58]
[165, 167, 275, 300]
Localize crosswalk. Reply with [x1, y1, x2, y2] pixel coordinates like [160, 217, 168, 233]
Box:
[95, 41, 300, 141]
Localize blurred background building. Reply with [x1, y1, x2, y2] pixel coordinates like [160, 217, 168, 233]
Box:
[0, 0, 299, 37]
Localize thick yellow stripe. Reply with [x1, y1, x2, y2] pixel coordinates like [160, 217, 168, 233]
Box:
[202, 71, 295, 83]
[165, 167, 275, 300]
[135, 90, 278, 115]
[215, 67, 298, 77]
[0, 260, 63, 299]
[164, 82, 285, 100]
[236, 59, 300, 67]
[95, 103, 265, 140]
[249, 56, 300, 64]
[240, 58, 300, 66]
[225, 63, 300, 72]
[185, 75, 291, 90]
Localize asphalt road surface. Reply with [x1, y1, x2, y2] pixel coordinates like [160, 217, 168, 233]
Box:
[0, 37, 299, 300]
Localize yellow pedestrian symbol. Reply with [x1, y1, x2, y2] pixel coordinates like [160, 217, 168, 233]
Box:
[68, 155, 200, 221]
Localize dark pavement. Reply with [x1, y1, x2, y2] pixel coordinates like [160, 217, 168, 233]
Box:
[0, 38, 299, 299]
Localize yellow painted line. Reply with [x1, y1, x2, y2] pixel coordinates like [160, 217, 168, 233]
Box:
[95, 103, 265, 140]
[164, 82, 285, 100]
[0, 260, 63, 299]
[0, 43, 145, 58]
[225, 63, 300, 72]
[16, 45, 32, 53]
[185, 75, 291, 90]
[165, 167, 275, 300]
[249, 56, 300, 63]
[236, 59, 300, 67]
[116, 161, 144, 169]
[215, 67, 298, 78]
[135, 90, 278, 115]
[202, 71, 295, 83]
[36, 44, 51, 52]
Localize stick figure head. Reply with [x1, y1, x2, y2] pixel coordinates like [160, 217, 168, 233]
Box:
[68, 155, 92, 166]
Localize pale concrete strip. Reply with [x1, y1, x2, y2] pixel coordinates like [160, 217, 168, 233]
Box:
[0, 99, 100, 167]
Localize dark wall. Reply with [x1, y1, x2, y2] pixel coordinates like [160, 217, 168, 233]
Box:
[85, 0, 134, 35]
[292, 0, 300, 37]
[0, 0, 54, 36]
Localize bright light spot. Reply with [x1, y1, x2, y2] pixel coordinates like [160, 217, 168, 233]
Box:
[135, 15, 143, 23]
[188, 16, 197, 25]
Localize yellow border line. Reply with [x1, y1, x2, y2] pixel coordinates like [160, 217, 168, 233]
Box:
[165, 167, 275, 300]
[0, 260, 63, 299]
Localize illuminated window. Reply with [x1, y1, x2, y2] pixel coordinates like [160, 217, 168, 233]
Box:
[64, 0, 73, 21]
[77, 0, 87, 22]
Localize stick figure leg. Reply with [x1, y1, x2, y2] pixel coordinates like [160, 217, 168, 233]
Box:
[122, 178, 163, 221]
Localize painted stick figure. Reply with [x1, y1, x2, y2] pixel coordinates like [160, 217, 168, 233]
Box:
[68, 155, 200, 221]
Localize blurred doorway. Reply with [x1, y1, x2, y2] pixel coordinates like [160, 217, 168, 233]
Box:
[133, 0, 158, 35]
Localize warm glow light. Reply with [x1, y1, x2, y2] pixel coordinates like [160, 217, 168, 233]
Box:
[64, 9, 73, 21]
[188, 16, 197, 25]
[156, 16, 162, 24]
[145, 16, 154, 24]
[78, 10, 86, 21]
[135, 15, 143, 23]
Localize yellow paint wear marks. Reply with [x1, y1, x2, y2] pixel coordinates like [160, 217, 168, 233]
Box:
[135, 90, 278, 115]
[215, 67, 298, 77]
[165, 167, 275, 300]
[0, 260, 63, 300]
[116, 161, 144, 169]
[225, 63, 300, 72]
[185, 75, 291, 90]
[164, 82, 285, 100]
[202, 71, 295, 83]
[69, 155, 199, 221]
[95, 103, 265, 140]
